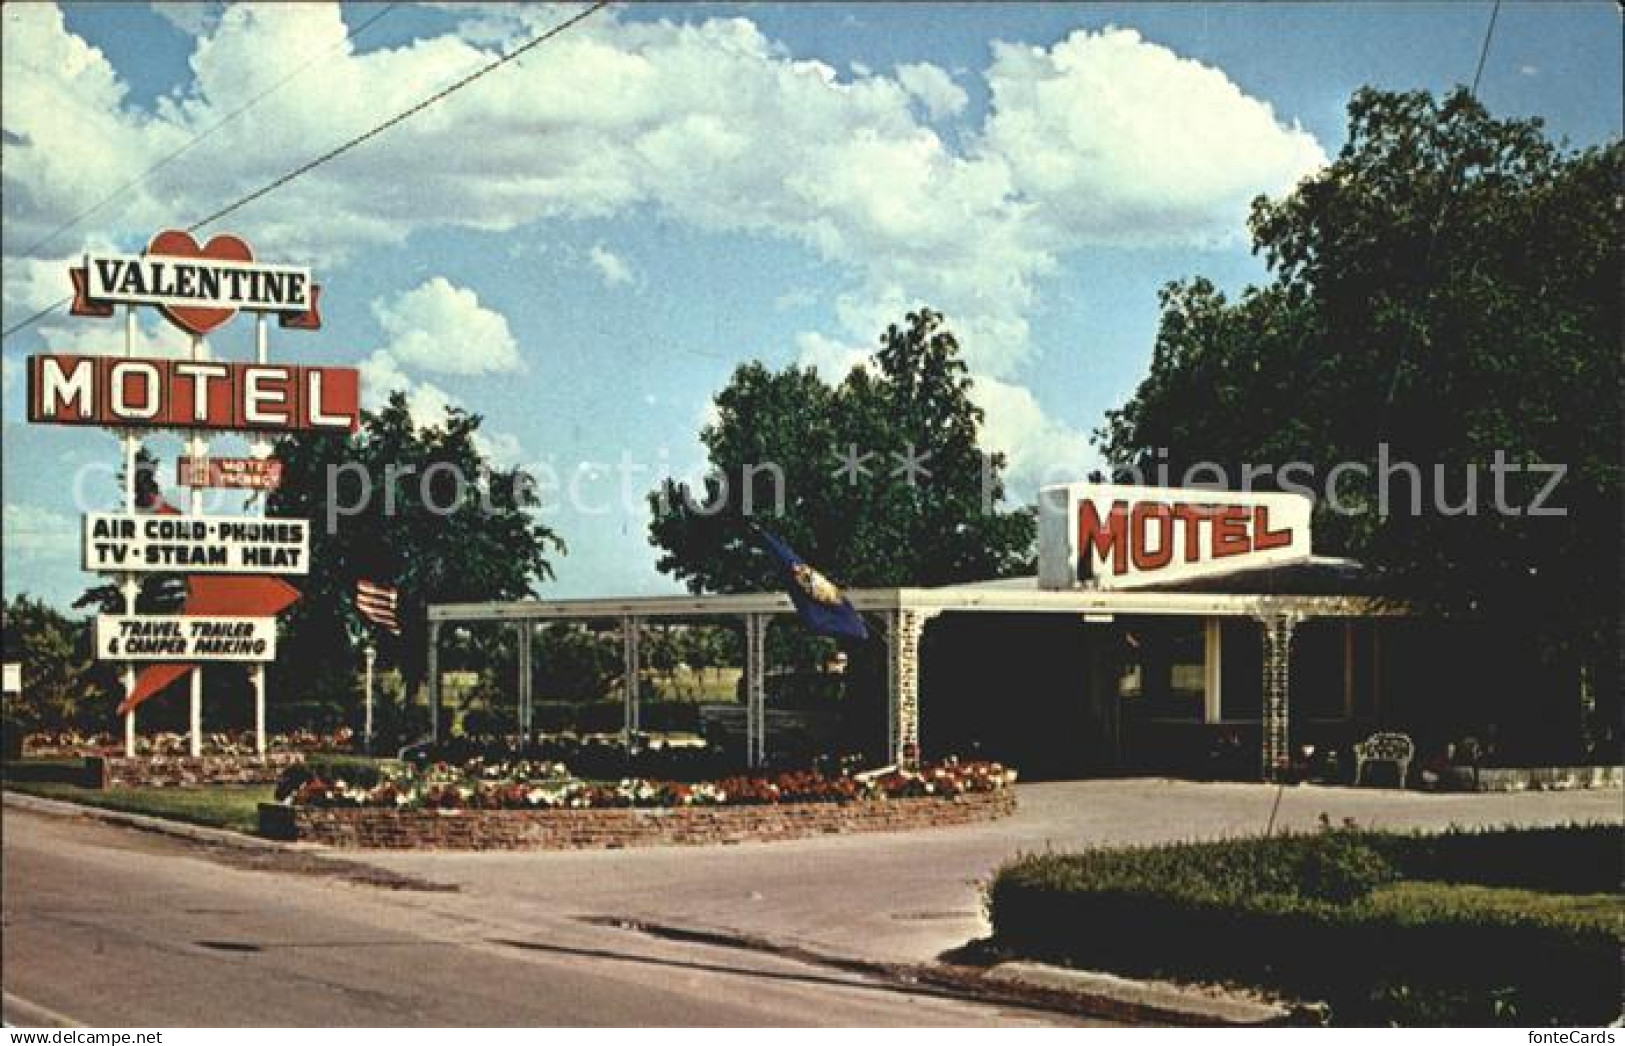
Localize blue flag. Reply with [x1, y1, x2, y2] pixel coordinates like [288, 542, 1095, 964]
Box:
[755, 530, 869, 641]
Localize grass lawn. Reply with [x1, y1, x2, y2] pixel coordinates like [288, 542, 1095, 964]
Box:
[5, 779, 273, 834]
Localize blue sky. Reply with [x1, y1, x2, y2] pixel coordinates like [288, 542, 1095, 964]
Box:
[3, 1, 1619, 609]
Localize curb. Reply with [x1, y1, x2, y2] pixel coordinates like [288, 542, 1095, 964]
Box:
[2, 789, 311, 853]
[588, 916, 1300, 1027]
[2, 992, 80, 1028]
[979, 961, 1296, 1026]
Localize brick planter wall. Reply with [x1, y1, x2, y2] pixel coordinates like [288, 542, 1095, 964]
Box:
[260, 789, 1016, 849]
[1443, 765, 1624, 792]
[89, 753, 305, 789]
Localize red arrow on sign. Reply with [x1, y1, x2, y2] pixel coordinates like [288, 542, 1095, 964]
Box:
[117, 575, 301, 715]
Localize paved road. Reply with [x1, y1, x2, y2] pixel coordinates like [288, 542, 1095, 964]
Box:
[0, 806, 1077, 1027]
[358, 779, 1625, 965]
[5, 779, 1617, 1026]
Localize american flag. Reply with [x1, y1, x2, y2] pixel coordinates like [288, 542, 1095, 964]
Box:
[355, 580, 400, 635]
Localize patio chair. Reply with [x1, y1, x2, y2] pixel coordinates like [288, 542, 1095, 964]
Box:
[1352, 731, 1414, 788]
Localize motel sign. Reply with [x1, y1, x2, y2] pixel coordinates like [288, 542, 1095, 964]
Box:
[1038, 482, 1314, 591]
[26, 355, 360, 432]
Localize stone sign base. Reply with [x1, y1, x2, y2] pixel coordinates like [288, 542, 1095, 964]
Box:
[260, 789, 1016, 850]
[89, 753, 305, 789]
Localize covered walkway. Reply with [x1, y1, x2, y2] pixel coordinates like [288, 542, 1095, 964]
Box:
[427, 576, 1403, 781]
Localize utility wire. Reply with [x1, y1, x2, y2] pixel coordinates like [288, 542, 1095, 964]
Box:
[1469, 0, 1501, 97]
[188, 1, 612, 233]
[1379, 0, 1501, 410]
[16, 3, 402, 260]
[3, 1, 611, 343]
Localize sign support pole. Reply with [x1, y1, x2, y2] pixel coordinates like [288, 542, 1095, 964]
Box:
[121, 306, 139, 758]
[186, 332, 206, 759]
[251, 313, 271, 756]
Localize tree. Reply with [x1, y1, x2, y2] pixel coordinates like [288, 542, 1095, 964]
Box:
[75, 446, 187, 616]
[649, 309, 1035, 595]
[267, 393, 564, 735]
[1, 594, 112, 736]
[1098, 88, 1621, 708]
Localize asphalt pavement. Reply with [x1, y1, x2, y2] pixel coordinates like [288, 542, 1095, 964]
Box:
[4, 778, 1618, 1026]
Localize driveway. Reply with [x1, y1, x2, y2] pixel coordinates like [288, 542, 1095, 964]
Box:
[357, 778, 1624, 965]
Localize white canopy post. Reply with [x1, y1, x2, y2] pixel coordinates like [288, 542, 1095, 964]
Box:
[743, 613, 768, 768]
[427, 620, 442, 744]
[516, 623, 533, 751]
[621, 616, 641, 751]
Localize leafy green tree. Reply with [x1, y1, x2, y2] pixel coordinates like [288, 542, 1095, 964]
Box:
[1098, 88, 1620, 712]
[1, 594, 112, 736]
[649, 309, 1035, 595]
[75, 446, 187, 616]
[268, 393, 564, 734]
[532, 623, 620, 703]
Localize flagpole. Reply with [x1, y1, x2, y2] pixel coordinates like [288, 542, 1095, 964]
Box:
[363, 643, 376, 755]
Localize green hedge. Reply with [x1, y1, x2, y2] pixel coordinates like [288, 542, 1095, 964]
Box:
[987, 824, 1623, 1026]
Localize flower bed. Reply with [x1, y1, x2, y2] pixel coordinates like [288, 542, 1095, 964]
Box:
[263, 757, 1018, 849]
[283, 757, 1015, 810]
[21, 728, 355, 759]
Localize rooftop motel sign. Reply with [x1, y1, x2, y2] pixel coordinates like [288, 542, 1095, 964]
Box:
[1037, 482, 1314, 591]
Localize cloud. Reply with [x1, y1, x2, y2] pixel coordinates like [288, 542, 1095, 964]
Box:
[979, 28, 1325, 247]
[794, 331, 874, 381]
[587, 243, 634, 287]
[2, 502, 79, 558]
[896, 62, 968, 119]
[359, 345, 524, 467]
[3, 7, 1325, 502]
[151, 2, 222, 37]
[968, 376, 1097, 493]
[372, 277, 522, 376]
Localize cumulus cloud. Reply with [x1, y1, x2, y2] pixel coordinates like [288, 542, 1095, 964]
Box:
[587, 243, 634, 287]
[896, 62, 968, 119]
[358, 348, 455, 427]
[980, 28, 1325, 247]
[151, 2, 222, 37]
[968, 376, 1097, 491]
[2, 6, 1325, 494]
[795, 331, 874, 381]
[372, 277, 522, 375]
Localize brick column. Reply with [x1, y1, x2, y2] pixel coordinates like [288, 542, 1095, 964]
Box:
[886, 609, 937, 768]
[1258, 612, 1300, 782]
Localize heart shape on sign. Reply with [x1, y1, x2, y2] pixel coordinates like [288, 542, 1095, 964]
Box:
[147, 229, 254, 336]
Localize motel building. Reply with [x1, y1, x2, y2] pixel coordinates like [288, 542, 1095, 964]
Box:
[427, 483, 1578, 783]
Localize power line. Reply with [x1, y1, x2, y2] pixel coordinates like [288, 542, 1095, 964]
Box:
[1469, 0, 1501, 98]
[1380, 0, 1502, 410]
[188, 1, 612, 233]
[3, 1, 612, 343]
[16, 4, 402, 260]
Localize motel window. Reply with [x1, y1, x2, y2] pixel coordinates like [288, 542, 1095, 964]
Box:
[1293, 621, 1350, 720]
[1220, 621, 1264, 720]
[1120, 620, 1207, 720]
